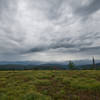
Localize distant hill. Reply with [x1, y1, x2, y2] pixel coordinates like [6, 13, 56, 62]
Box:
[0, 59, 99, 66]
[79, 63, 100, 70]
[0, 61, 44, 65]
[0, 60, 100, 70]
[0, 63, 100, 70]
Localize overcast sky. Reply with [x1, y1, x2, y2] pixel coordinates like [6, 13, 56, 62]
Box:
[0, 0, 100, 61]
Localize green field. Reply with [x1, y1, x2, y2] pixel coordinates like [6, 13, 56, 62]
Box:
[0, 70, 100, 100]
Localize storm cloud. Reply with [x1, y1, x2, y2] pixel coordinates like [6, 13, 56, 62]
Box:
[0, 0, 100, 61]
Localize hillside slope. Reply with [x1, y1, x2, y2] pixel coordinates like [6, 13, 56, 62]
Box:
[0, 70, 100, 100]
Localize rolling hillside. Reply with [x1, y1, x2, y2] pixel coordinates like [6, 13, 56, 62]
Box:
[0, 70, 100, 100]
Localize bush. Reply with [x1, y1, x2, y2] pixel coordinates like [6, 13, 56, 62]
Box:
[68, 61, 75, 70]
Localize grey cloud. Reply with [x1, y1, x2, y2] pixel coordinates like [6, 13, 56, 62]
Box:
[0, 0, 100, 61]
[27, 43, 75, 53]
[29, 0, 65, 20]
[26, 34, 95, 54]
[80, 46, 100, 52]
[75, 0, 100, 17]
[45, 0, 65, 20]
[79, 46, 100, 56]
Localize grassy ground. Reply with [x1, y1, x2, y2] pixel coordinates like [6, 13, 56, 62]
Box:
[0, 70, 100, 100]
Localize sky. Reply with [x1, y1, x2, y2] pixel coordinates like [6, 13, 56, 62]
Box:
[0, 0, 100, 62]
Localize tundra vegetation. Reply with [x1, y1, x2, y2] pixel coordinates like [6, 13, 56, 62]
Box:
[0, 70, 100, 100]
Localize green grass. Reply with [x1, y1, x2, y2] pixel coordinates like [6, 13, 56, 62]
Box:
[0, 70, 100, 100]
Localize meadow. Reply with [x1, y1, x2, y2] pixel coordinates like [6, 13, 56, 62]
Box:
[0, 70, 100, 100]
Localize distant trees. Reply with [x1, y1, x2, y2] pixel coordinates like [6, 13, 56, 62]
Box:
[68, 61, 75, 70]
[92, 57, 96, 69]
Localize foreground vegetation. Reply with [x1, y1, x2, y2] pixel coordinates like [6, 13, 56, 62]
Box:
[0, 70, 100, 100]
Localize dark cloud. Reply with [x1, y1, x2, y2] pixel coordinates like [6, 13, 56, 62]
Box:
[26, 35, 95, 54]
[75, 0, 100, 17]
[80, 46, 100, 52]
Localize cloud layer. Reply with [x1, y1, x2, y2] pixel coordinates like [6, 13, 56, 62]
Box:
[0, 0, 100, 61]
